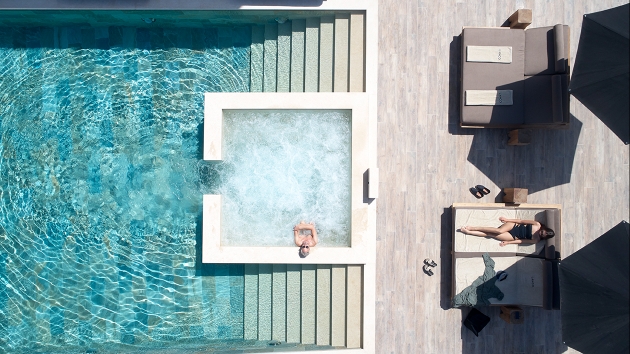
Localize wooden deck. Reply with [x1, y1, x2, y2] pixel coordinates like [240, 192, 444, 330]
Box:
[375, 0, 629, 353]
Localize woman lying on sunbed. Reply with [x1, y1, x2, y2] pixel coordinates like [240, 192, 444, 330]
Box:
[460, 216, 555, 247]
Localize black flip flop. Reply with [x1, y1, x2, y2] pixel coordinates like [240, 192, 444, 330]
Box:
[424, 258, 437, 267]
[423, 264, 434, 276]
[496, 271, 508, 281]
[470, 187, 483, 199]
[475, 185, 490, 195]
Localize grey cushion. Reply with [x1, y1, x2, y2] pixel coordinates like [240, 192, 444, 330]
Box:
[461, 28, 525, 125]
[524, 25, 570, 76]
[542, 260, 553, 310]
[551, 75, 564, 123]
[544, 209, 561, 260]
[554, 74, 570, 124]
[551, 260, 560, 310]
[542, 260, 561, 310]
[523, 74, 569, 125]
[554, 24, 568, 73]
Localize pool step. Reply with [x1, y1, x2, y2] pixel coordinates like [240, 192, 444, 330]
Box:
[272, 264, 287, 341]
[286, 264, 302, 343]
[333, 13, 349, 92]
[349, 12, 365, 92]
[242, 264, 362, 349]
[290, 19, 306, 92]
[250, 25, 264, 92]
[304, 17, 320, 92]
[249, 13, 365, 93]
[319, 16, 334, 92]
[276, 21, 291, 92]
[263, 23, 278, 92]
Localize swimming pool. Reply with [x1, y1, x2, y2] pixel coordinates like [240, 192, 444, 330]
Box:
[0, 3, 379, 351]
[0, 23, 251, 352]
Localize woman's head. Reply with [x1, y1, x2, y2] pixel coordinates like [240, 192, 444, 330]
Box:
[299, 242, 310, 258]
[539, 223, 555, 239]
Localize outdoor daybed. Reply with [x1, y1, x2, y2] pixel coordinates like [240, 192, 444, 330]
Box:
[460, 24, 570, 128]
[451, 203, 561, 310]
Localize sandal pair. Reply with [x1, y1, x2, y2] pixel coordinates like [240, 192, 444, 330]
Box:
[423, 258, 437, 276]
[469, 185, 491, 199]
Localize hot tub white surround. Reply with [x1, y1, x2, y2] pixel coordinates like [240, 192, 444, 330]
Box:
[203, 92, 373, 264]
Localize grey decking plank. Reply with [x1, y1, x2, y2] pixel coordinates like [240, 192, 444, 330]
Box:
[375, 0, 629, 353]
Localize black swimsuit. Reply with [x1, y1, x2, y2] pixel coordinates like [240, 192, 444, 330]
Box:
[508, 224, 532, 240]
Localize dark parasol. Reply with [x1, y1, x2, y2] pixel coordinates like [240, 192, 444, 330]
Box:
[559, 221, 629, 354]
[568, 4, 629, 144]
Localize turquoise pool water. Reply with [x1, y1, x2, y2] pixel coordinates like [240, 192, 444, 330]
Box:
[211, 110, 351, 247]
[0, 25, 251, 352]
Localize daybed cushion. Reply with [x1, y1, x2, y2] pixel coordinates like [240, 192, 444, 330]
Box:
[523, 74, 570, 124]
[544, 209, 561, 259]
[454, 208, 547, 255]
[455, 256, 545, 307]
[524, 25, 570, 76]
[461, 28, 525, 126]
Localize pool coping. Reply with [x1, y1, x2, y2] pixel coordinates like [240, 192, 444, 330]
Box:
[0, 0, 373, 11]
[202, 93, 372, 265]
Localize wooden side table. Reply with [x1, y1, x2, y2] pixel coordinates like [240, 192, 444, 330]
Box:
[508, 129, 532, 146]
[503, 188, 528, 204]
[507, 9, 532, 29]
[500, 305, 524, 324]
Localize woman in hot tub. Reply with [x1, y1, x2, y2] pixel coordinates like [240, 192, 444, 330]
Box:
[294, 221, 318, 257]
[460, 216, 555, 247]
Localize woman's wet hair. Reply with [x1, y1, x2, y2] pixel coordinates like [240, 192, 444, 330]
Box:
[540, 223, 555, 239]
[299, 248, 309, 258]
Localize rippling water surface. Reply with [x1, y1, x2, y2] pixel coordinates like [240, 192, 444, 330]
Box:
[0, 26, 251, 352]
[206, 110, 351, 247]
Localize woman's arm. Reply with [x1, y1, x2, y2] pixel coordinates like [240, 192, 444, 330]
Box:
[293, 228, 301, 245]
[499, 217, 540, 226]
[295, 223, 314, 231]
[295, 223, 317, 244]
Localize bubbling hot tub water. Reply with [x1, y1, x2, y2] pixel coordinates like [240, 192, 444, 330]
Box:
[207, 109, 351, 247]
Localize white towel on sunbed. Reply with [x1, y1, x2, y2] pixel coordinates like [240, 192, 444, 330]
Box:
[467, 46, 512, 63]
[465, 90, 513, 105]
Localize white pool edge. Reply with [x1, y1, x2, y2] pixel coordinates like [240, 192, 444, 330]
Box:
[202, 92, 372, 266]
